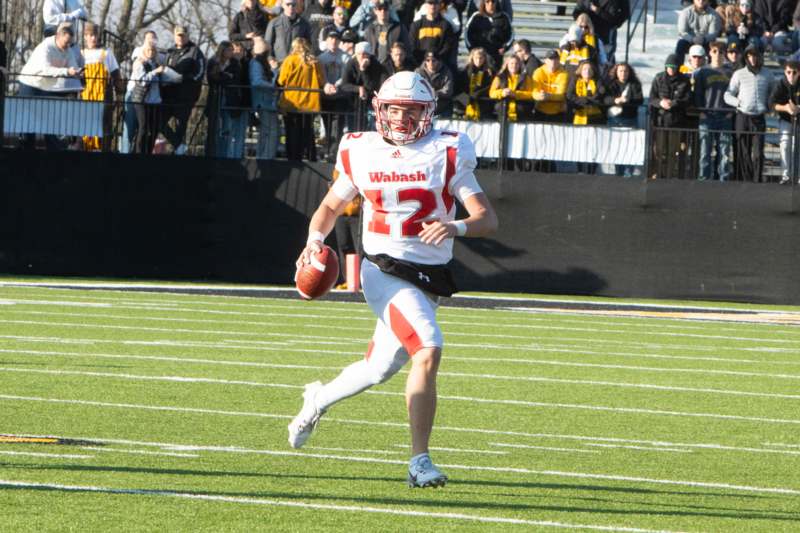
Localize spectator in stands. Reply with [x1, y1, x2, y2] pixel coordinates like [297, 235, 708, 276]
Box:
[409, 0, 457, 65]
[753, 0, 793, 54]
[339, 29, 360, 56]
[489, 53, 533, 121]
[533, 49, 569, 123]
[341, 41, 388, 125]
[721, 0, 765, 51]
[693, 41, 733, 181]
[260, 0, 284, 19]
[206, 41, 243, 158]
[416, 51, 454, 116]
[649, 54, 691, 179]
[304, 0, 336, 50]
[456, 47, 495, 120]
[319, 30, 350, 158]
[161, 26, 205, 156]
[130, 43, 165, 155]
[278, 37, 324, 160]
[572, 0, 629, 63]
[319, 6, 349, 52]
[383, 41, 416, 74]
[230, 0, 269, 52]
[513, 39, 541, 76]
[250, 38, 280, 159]
[681, 44, 707, 76]
[604, 62, 643, 177]
[724, 41, 744, 73]
[464, 0, 513, 70]
[414, 0, 464, 68]
[43, 0, 87, 37]
[266, 0, 313, 63]
[567, 59, 606, 174]
[724, 44, 773, 181]
[17, 23, 83, 150]
[364, 0, 411, 64]
[350, 0, 401, 38]
[79, 22, 121, 152]
[560, 25, 600, 75]
[466, 0, 512, 22]
[561, 13, 609, 65]
[676, 0, 722, 65]
[231, 42, 251, 158]
[769, 59, 800, 184]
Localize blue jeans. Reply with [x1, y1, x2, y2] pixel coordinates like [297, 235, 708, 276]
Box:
[608, 115, 638, 176]
[698, 116, 732, 181]
[121, 99, 137, 154]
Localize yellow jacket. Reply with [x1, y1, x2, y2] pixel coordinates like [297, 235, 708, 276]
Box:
[489, 73, 533, 122]
[278, 54, 323, 113]
[532, 66, 568, 116]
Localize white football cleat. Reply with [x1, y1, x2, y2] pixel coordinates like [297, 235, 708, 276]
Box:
[287, 381, 326, 449]
[407, 454, 448, 488]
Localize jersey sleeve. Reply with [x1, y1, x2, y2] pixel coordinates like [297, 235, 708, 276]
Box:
[331, 137, 359, 202]
[449, 133, 483, 204]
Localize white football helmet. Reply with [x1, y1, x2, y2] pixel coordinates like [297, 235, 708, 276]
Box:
[372, 71, 437, 145]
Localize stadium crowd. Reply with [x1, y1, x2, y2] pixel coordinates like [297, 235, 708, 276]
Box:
[7, 0, 800, 181]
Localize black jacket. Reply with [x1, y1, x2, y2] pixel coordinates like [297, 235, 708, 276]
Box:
[649, 70, 691, 127]
[381, 55, 416, 75]
[573, 0, 630, 42]
[340, 55, 389, 102]
[603, 77, 643, 119]
[364, 20, 411, 64]
[162, 41, 206, 103]
[753, 0, 792, 33]
[769, 77, 800, 122]
[229, 8, 268, 49]
[409, 15, 457, 64]
[464, 11, 513, 67]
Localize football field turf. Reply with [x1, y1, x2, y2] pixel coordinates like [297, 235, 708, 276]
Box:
[1, 279, 799, 532]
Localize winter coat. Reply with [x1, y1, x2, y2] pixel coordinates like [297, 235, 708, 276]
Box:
[364, 20, 411, 64]
[573, 0, 630, 42]
[464, 11, 514, 68]
[265, 14, 313, 63]
[649, 70, 691, 127]
[409, 15, 457, 64]
[229, 8, 269, 49]
[603, 76, 643, 120]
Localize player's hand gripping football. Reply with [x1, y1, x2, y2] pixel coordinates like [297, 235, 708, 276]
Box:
[296, 239, 323, 270]
[419, 219, 458, 246]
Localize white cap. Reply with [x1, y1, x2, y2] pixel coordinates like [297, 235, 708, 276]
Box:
[689, 44, 706, 57]
[567, 24, 583, 42]
[355, 41, 372, 56]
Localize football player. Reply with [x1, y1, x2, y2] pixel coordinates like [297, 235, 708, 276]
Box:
[289, 71, 498, 488]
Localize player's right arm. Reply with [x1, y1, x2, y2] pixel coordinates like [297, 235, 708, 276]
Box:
[296, 189, 352, 269]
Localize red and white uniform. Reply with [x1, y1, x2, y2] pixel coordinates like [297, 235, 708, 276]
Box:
[331, 129, 483, 265]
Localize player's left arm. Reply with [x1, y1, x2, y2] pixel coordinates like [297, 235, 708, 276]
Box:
[419, 192, 498, 245]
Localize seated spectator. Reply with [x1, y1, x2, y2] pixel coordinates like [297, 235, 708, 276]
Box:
[720, 0, 765, 51]
[17, 23, 83, 150]
[230, 0, 269, 52]
[250, 38, 280, 159]
[319, 6, 349, 52]
[489, 53, 533, 120]
[572, 0, 628, 63]
[412, 0, 464, 69]
[680, 44, 706, 75]
[513, 39, 541, 76]
[130, 43, 165, 155]
[532, 49, 569, 123]
[416, 51, 454, 117]
[339, 29, 359, 56]
[456, 47, 495, 120]
[304, 0, 336, 49]
[604, 62, 643, 177]
[465, 0, 512, 22]
[43, 0, 87, 37]
[206, 41, 244, 158]
[770, 60, 800, 184]
[464, 0, 513, 70]
[649, 54, 692, 179]
[80, 22, 122, 152]
[676, 0, 722, 65]
[382, 41, 416, 74]
[567, 59, 606, 174]
[341, 41, 388, 121]
[350, 0, 400, 38]
[560, 14, 608, 66]
[265, 0, 313, 63]
[694, 41, 733, 182]
[278, 37, 324, 161]
[409, 0, 457, 65]
[724, 40, 744, 73]
[318, 30, 351, 158]
[753, 0, 792, 55]
[559, 25, 599, 75]
[365, 0, 411, 65]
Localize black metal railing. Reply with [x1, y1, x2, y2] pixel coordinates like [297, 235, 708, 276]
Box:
[625, 0, 649, 63]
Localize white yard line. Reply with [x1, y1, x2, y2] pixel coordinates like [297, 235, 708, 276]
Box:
[79, 446, 199, 458]
[0, 451, 93, 459]
[0, 479, 686, 533]
[489, 443, 601, 454]
[583, 443, 692, 454]
[391, 444, 509, 455]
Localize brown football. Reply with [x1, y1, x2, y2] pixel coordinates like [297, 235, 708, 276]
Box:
[295, 245, 340, 300]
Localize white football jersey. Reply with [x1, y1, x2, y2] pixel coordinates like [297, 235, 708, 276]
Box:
[331, 129, 483, 265]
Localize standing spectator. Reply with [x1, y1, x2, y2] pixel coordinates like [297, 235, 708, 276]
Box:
[604, 62, 643, 177]
[416, 51, 454, 117]
[123, 30, 164, 154]
[364, 0, 411, 65]
[466, 0, 512, 21]
[339, 29, 359, 56]
[567, 59, 606, 174]
[722, 0, 765, 51]
[278, 37, 324, 160]
[80, 22, 121, 152]
[456, 47, 495, 120]
[649, 54, 691, 179]
[681, 44, 707, 76]
[43, 0, 87, 37]
[532, 49, 569, 123]
[265, 0, 313, 63]
[17, 23, 83, 150]
[382, 41, 416, 74]
[769, 60, 800, 184]
[513, 39, 541, 76]
[693, 41, 733, 181]
[572, 0, 629, 63]
[559, 25, 600, 75]
[409, 0, 457, 65]
[260, 0, 284, 19]
[230, 41, 251, 159]
[561, 14, 608, 65]
[350, 0, 401, 38]
[341, 41, 388, 128]
[250, 38, 280, 159]
[161, 26, 206, 156]
[676, 0, 722, 65]
[319, 6, 349, 51]
[304, 0, 336, 49]
[489, 53, 533, 122]
[206, 41, 241, 158]
[724, 44, 773, 181]
[464, 0, 513, 70]
[130, 44, 165, 155]
[413, 0, 464, 69]
[753, 0, 793, 54]
[230, 0, 269, 52]
[319, 30, 351, 158]
[724, 40, 744, 73]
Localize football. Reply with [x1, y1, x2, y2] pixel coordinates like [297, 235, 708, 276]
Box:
[295, 245, 340, 300]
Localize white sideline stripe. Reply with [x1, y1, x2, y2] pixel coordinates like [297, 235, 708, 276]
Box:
[7, 432, 800, 497]
[489, 443, 601, 454]
[304, 446, 400, 455]
[0, 480, 685, 533]
[391, 444, 509, 456]
[2, 299, 112, 308]
[0, 451, 93, 459]
[0, 300, 15, 305]
[764, 442, 800, 449]
[80, 446, 199, 458]
[583, 444, 692, 454]
[5, 364, 800, 403]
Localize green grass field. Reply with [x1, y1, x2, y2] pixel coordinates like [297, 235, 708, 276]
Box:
[1, 279, 800, 532]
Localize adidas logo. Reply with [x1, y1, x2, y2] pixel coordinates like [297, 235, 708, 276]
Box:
[390, 149, 402, 158]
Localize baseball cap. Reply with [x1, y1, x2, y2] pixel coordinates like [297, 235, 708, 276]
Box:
[689, 44, 706, 57]
[727, 41, 740, 52]
[173, 25, 187, 35]
[739, 0, 752, 6]
[326, 29, 341, 39]
[545, 49, 560, 60]
[567, 25, 583, 42]
[664, 54, 679, 68]
[340, 29, 358, 43]
[374, 0, 389, 8]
